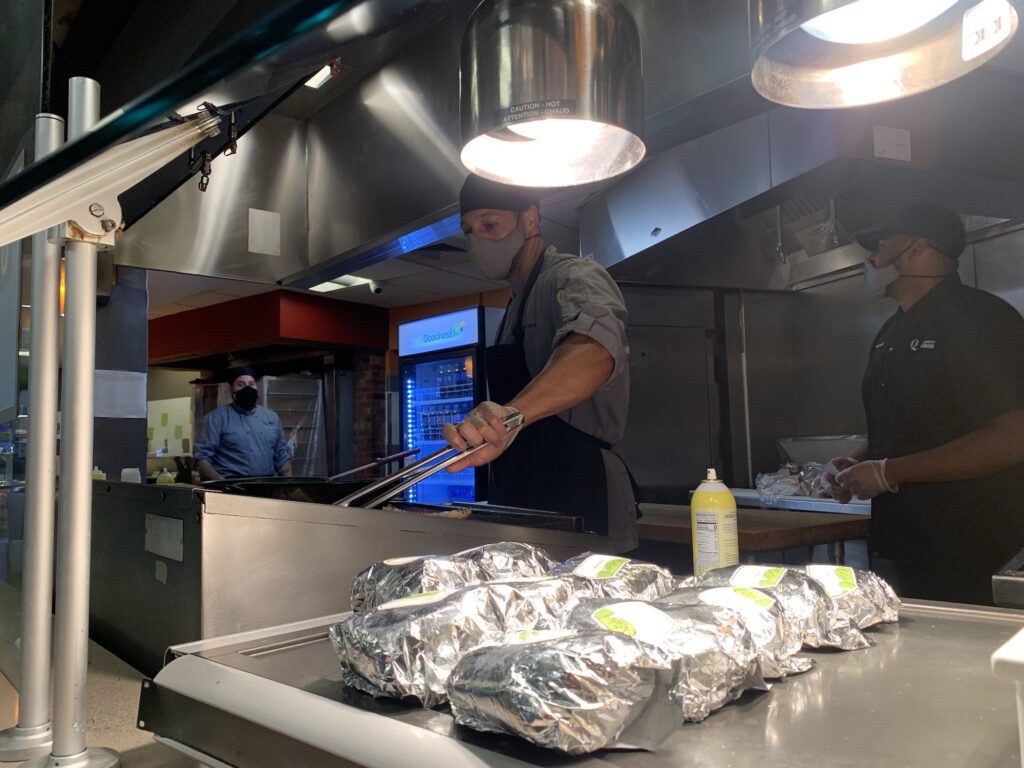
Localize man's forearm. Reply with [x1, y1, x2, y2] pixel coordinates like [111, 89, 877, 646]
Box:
[195, 459, 223, 482]
[507, 333, 614, 426]
[278, 461, 294, 478]
[888, 410, 1024, 485]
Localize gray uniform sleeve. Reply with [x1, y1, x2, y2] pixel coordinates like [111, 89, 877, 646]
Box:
[272, 414, 294, 474]
[193, 411, 221, 464]
[550, 259, 629, 384]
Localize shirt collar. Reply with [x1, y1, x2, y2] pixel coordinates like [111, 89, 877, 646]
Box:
[898, 272, 962, 320]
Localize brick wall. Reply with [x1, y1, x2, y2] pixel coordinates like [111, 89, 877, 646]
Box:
[353, 352, 386, 475]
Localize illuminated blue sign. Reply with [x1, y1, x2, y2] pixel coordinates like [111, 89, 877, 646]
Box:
[398, 308, 480, 356]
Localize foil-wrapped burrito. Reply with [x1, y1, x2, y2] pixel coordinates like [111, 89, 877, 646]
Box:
[657, 586, 813, 678]
[349, 555, 483, 613]
[455, 541, 557, 581]
[332, 577, 587, 707]
[568, 599, 767, 722]
[447, 630, 685, 755]
[683, 565, 870, 651]
[552, 553, 675, 601]
[796, 565, 900, 629]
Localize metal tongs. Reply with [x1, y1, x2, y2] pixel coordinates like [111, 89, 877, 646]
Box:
[334, 409, 524, 509]
[327, 447, 420, 481]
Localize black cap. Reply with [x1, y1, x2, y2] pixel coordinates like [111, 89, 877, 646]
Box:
[226, 367, 256, 385]
[855, 201, 966, 259]
[459, 174, 540, 216]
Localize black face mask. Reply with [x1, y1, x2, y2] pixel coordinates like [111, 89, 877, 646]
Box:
[233, 385, 258, 411]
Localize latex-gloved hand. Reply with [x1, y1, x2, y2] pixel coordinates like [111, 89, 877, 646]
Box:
[442, 401, 523, 473]
[820, 456, 860, 502]
[836, 459, 899, 501]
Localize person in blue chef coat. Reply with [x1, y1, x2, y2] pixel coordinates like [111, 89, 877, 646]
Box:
[194, 368, 294, 481]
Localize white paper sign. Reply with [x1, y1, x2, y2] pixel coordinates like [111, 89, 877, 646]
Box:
[94, 369, 147, 418]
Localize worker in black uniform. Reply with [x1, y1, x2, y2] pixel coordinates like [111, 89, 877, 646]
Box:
[821, 201, 1024, 605]
[442, 174, 639, 553]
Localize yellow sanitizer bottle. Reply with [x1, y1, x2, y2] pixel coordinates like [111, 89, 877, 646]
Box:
[690, 468, 739, 577]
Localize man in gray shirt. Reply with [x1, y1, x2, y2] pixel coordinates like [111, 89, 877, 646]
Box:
[444, 175, 638, 552]
[195, 368, 294, 481]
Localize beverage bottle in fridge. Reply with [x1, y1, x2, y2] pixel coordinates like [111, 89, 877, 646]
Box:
[690, 469, 739, 577]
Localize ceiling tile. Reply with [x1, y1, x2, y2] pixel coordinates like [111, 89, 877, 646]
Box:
[351, 259, 430, 280]
[389, 269, 495, 296]
[322, 283, 447, 308]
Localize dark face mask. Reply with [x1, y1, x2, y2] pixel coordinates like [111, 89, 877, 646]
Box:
[233, 385, 258, 410]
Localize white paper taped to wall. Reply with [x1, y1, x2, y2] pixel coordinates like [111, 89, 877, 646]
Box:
[94, 369, 148, 418]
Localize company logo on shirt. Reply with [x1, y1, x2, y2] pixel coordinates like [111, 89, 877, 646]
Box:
[909, 338, 936, 351]
[420, 321, 466, 344]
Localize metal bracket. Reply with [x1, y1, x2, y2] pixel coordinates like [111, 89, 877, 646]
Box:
[49, 191, 122, 248]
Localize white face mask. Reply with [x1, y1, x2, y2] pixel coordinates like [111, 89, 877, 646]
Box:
[864, 239, 916, 298]
[863, 259, 900, 299]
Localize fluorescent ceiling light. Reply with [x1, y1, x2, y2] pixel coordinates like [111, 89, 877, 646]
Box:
[309, 281, 344, 293]
[309, 275, 373, 293]
[802, 0, 960, 45]
[304, 65, 333, 89]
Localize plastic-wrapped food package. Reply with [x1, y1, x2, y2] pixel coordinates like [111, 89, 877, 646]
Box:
[796, 565, 900, 629]
[455, 541, 558, 581]
[657, 586, 813, 678]
[683, 565, 870, 650]
[756, 467, 802, 502]
[332, 578, 590, 706]
[568, 599, 767, 722]
[552, 553, 675, 601]
[349, 555, 484, 613]
[447, 630, 685, 755]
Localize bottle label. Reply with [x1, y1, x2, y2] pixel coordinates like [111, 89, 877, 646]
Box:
[591, 601, 676, 643]
[698, 586, 776, 612]
[693, 508, 739, 577]
[806, 565, 858, 597]
[730, 565, 788, 589]
[572, 554, 631, 579]
[378, 590, 452, 611]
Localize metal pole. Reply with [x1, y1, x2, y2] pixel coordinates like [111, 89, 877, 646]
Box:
[24, 76, 119, 768]
[0, 114, 64, 763]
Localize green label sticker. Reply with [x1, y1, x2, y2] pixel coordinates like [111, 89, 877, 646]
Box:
[174, 425, 183, 439]
[378, 589, 451, 611]
[593, 607, 637, 636]
[730, 565, 788, 589]
[806, 565, 858, 597]
[573, 554, 630, 579]
[590, 602, 677, 643]
[146, 427, 154, 440]
[699, 586, 776, 613]
[160, 412, 169, 427]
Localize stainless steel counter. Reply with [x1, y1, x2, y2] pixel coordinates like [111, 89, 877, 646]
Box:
[139, 601, 1024, 768]
[90, 481, 605, 676]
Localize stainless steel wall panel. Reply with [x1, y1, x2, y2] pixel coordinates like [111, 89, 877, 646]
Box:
[305, 4, 469, 268]
[974, 230, 1024, 314]
[114, 114, 309, 282]
[617, 286, 719, 502]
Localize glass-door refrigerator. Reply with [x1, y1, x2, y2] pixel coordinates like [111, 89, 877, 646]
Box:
[398, 306, 503, 504]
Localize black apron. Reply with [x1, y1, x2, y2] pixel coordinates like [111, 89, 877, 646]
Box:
[485, 255, 612, 534]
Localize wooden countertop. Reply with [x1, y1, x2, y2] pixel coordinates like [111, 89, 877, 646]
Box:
[638, 503, 871, 551]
